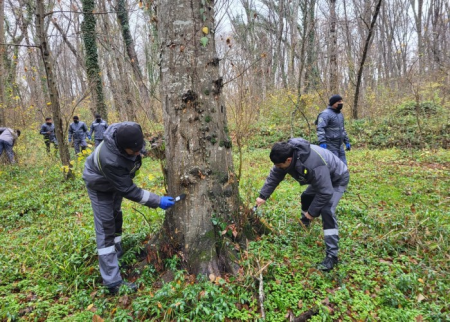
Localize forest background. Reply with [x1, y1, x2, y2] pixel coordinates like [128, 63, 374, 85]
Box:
[0, 0, 449, 321]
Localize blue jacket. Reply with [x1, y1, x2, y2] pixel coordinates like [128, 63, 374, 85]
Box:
[316, 107, 350, 150]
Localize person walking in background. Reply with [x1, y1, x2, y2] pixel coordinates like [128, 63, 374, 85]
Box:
[89, 113, 108, 147]
[316, 95, 351, 165]
[68, 115, 89, 154]
[83, 122, 175, 294]
[255, 138, 349, 271]
[0, 127, 20, 164]
[40, 117, 58, 154]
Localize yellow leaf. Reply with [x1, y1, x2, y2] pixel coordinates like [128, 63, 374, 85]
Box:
[418, 278, 424, 283]
[86, 304, 94, 311]
[46, 102, 52, 106]
[70, 160, 74, 165]
[202, 26, 209, 34]
[157, 302, 162, 308]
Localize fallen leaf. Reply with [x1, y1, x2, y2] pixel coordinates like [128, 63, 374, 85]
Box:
[417, 294, 425, 302]
[92, 314, 104, 322]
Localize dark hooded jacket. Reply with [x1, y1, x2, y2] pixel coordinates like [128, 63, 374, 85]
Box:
[40, 123, 57, 142]
[89, 119, 108, 140]
[69, 121, 88, 140]
[316, 107, 350, 150]
[259, 138, 349, 217]
[82, 122, 160, 208]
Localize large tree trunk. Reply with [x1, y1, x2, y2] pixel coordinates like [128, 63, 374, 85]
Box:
[0, 0, 5, 126]
[116, 0, 157, 121]
[36, 0, 72, 178]
[81, 0, 108, 120]
[156, 0, 240, 276]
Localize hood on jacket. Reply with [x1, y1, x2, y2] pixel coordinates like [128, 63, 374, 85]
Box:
[103, 122, 141, 161]
[287, 138, 311, 163]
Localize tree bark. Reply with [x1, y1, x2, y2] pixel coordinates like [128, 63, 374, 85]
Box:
[116, 0, 157, 121]
[0, 0, 5, 126]
[329, 0, 338, 93]
[156, 0, 241, 276]
[353, 0, 383, 119]
[36, 0, 72, 178]
[81, 0, 108, 120]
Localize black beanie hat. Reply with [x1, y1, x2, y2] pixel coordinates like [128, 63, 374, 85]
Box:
[115, 123, 144, 152]
[329, 95, 343, 106]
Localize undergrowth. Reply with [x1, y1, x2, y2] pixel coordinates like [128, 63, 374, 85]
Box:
[0, 131, 449, 321]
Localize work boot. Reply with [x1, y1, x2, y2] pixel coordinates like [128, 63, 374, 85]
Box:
[317, 255, 338, 272]
[107, 281, 138, 295]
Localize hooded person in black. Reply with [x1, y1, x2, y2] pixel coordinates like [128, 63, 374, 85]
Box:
[255, 138, 349, 271]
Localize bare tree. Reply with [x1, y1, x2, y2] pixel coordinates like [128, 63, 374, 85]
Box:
[36, 0, 72, 178]
[329, 0, 338, 93]
[353, 0, 383, 119]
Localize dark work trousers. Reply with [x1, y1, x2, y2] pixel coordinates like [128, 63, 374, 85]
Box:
[73, 138, 88, 154]
[87, 188, 124, 286]
[44, 138, 58, 153]
[328, 145, 347, 166]
[94, 139, 103, 147]
[300, 185, 347, 258]
[0, 140, 15, 163]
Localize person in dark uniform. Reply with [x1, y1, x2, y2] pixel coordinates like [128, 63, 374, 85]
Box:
[256, 138, 349, 271]
[83, 121, 175, 294]
[39, 117, 58, 154]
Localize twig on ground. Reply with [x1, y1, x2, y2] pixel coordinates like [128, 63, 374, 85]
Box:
[256, 260, 266, 320]
[132, 207, 152, 227]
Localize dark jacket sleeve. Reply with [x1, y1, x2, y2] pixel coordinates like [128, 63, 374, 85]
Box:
[308, 165, 334, 217]
[101, 163, 161, 208]
[68, 124, 73, 140]
[316, 112, 329, 144]
[40, 125, 47, 135]
[259, 166, 287, 200]
[83, 123, 88, 133]
[89, 123, 94, 137]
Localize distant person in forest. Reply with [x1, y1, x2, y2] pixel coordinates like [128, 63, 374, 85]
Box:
[255, 138, 349, 271]
[83, 121, 175, 294]
[0, 127, 20, 164]
[68, 115, 89, 154]
[40, 117, 58, 154]
[316, 94, 351, 165]
[88, 113, 108, 147]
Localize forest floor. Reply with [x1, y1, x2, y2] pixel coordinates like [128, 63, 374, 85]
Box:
[1, 136, 449, 321]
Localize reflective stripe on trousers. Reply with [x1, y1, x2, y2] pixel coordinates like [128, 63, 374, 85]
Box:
[301, 185, 346, 257]
[87, 188, 123, 286]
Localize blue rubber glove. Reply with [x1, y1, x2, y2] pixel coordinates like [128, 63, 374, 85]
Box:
[346, 143, 351, 151]
[68, 138, 72, 143]
[87, 135, 92, 140]
[319, 143, 327, 149]
[159, 196, 175, 210]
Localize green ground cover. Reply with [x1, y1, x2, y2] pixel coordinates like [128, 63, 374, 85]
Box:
[1, 137, 449, 321]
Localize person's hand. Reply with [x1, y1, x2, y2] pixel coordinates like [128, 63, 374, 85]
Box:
[255, 197, 266, 207]
[46, 131, 51, 134]
[305, 212, 314, 220]
[159, 196, 175, 210]
[87, 135, 92, 140]
[319, 143, 327, 149]
[68, 138, 72, 143]
[346, 143, 351, 151]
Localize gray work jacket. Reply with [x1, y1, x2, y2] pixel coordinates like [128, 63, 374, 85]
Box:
[259, 138, 349, 217]
[316, 107, 350, 150]
[82, 122, 160, 208]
